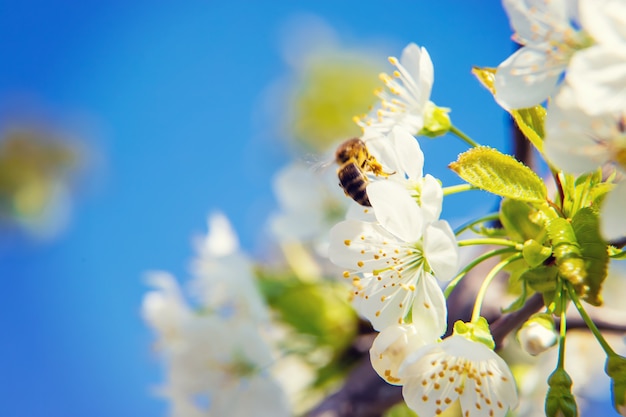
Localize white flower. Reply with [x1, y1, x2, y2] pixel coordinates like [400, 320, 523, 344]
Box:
[369, 323, 438, 386]
[355, 43, 434, 136]
[365, 126, 444, 222]
[566, 0, 626, 115]
[544, 83, 626, 240]
[494, 0, 592, 109]
[142, 274, 290, 417]
[399, 335, 518, 417]
[329, 180, 458, 331]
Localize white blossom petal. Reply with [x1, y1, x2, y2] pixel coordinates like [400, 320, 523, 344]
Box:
[419, 174, 444, 223]
[389, 126, 424, 180]
[544, 84, 619, 174]
[567, 47, 626, 115]
[495, 46, 564, 109]
[503, 0, 578, 44]
[368, 181, 423, 242]
[424, 220, 459, 282]
[196, 211, 239, 258]
[328, 220, 397, 271]
[580, 0, 626, 47]
[370, 323, 434, 386]
[411, 273, 448, 338]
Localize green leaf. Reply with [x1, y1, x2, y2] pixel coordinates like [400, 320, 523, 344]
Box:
[522, 239, 552, 268]
[449, 147, 547, 203]
[571, 208, 609, 306]
[510, 107, 546, 153]
[500, 198, 544, 242]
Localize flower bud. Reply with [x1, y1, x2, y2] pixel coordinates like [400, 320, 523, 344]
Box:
[545, 368, 577, 417]
[606, 354, 626, 416]
[517, 313, 557, 356]
[420, 102, 451, 138]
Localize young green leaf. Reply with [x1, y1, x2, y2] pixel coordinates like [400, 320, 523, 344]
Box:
[571, 208, 609, 306]
[500, 199, 544, 242]
[449, 147, 547, 203]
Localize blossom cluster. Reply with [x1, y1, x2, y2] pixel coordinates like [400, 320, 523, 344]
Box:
[327, 43, 519, 417]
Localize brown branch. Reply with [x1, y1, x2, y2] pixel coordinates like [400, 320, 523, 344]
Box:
[305, 357, 402, 417]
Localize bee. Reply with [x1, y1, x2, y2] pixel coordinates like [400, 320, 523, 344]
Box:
[335, 138, 393, 206]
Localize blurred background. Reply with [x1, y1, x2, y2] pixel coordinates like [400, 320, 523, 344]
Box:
[0, 1, 575, 416]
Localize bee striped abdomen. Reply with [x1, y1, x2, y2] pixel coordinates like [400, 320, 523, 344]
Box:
[338, 162, 371, 206]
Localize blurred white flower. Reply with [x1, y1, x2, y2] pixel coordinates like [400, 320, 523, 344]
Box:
[494, 0, 593, 109]
[329, 180, 458, 331]
[142, 212, 291, 417]
[566, 0, 626, 115]
[543, 83, 626, 240]
[399, 335, 518, 417]
[355, 43, 434, 136]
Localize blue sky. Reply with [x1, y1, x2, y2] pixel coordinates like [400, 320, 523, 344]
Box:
[2, 1, 614, 416]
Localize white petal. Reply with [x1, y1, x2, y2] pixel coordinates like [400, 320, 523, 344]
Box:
[368, 181, 423, 242]
[345, 202, 377, 222]
[411, 273, 447, 338]
[495, 46, 563, 109]
[503, 0, 576, 44]
[567, 47, 626, 115]
[399, 43, 434, 103]
[544, 84, 617, 174]
[328, 220, 396, 270]
[580, 0, 626, 47]
[352, 277, 415, 330]
[601, 181, 626, 241]
[370, 323, 431, 385]
[364, 128, 399, 174]
[196, 211, 239, 257]
[419, 174, 443, 223]
[390, 126, 424, 180]
[423, 220, 459, 282]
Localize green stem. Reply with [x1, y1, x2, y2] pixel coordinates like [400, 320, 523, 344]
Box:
[444, 247, 517, 298]
[454, 212, 500, 236]
[471, 253, 523, 322]
[450, 125, 481, 148]
[442, 183, 476, 196]
[557, 279, 567, 369]
[565, 281, 616, 356]
[457, 238, 519, 248]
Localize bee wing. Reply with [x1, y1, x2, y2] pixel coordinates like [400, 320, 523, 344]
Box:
[303, 151, 335, 173]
